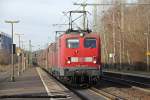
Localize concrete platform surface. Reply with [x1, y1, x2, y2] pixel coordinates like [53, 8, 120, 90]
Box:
[0, 67, 81, 100]
[103, 70, 150, 78]
[0, 67, 49, 100]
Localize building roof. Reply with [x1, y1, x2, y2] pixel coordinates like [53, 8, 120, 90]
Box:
[0, 31, 11, 38]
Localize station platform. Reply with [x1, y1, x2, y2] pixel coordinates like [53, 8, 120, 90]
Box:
[0, 67, 48, 100]
[0, 67, 78, 100]
[103, 69, 150, 79]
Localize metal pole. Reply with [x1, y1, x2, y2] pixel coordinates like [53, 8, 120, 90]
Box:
[18, 35, 20, 76]
[29, 40, 32, 67]
[113, 11, 116, 67]
[93, 0, 98, 32]
[21, 41, 25, 72]
[127, 50, 130, 65]
[83, 0, 86, 30]
[148, 18, 150, 72]
[15, 33, 23, 76]
[18, 36, 20, 47]
[117, 41, 122, 70]
[146, 34, 149, 71]
[145, 15, 150, 72]
[120, 41, 122, 70]
[121, 0, 125, 68]
[23, 45, 26, 71]
[5, 20, 19, 82]
[11, 23, 15, 81]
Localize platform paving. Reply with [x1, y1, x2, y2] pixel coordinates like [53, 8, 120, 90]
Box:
[103, 69, 150, 78]
[0, 67, 48, 100]
[0, 67, 81, 100]
[36, 67, 81, 100]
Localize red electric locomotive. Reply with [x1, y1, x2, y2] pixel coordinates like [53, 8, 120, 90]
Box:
[43, 11, 102, 85]
[47, 31, 101, 85]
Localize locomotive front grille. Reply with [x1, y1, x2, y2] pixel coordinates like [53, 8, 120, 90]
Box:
[63, 67, 100, 76]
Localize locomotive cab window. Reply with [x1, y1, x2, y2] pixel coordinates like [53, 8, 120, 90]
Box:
[84, 38, 96, 48]
[67, 38, 79, 48]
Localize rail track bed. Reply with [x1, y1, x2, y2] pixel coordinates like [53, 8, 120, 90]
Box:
[92, 77, 150, 100]
[103, 71, 150, 85]
[43, 68, 108, 100]
[43, 68, 150, 100]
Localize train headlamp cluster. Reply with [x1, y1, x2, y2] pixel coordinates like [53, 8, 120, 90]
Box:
[93, 60, 97, 64]
[67, 60, 71, 64]
[67, 56, 97, 64]
[80, 33, 84, 37]
[93, 56, 97, 64]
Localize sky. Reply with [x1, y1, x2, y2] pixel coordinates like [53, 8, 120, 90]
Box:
[0, 0, 137, 51]
[0, 0, 93, 50]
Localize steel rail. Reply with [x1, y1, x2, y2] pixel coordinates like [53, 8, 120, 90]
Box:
[103, 75, 150, 87]
[102, 76, 150, 93]
[90, 87, 127, 100]
[42, 68, 90, 100]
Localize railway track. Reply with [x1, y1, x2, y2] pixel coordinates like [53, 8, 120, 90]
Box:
[43, 68, 122, 100]
[74, 76, 149, 100]
[90, 87, 127, 100]
[42, 68, 150, 100]
[68, 87, 128, 100]
[93, 76, 150, 100]
[72, 76, 150, 100]
[103, 71, 150, 85]
[102, 75, 150, 93]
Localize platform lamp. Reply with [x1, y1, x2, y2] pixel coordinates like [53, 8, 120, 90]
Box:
[5, 20, 20, 82]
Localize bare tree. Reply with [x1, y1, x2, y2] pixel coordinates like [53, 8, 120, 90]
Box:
[98, 0, 150, 71]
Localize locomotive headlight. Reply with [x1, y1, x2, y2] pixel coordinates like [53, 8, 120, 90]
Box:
[80, 33, 84, 37]
[93, 60, 96, 64]
[93, 56, 97, 64]
[67, 60, 71, 64]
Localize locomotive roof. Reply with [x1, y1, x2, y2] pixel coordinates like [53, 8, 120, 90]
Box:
[59, 32, 100, 38]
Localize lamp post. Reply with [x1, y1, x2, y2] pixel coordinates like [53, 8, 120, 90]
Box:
[15, 33, 24, 76]
[29, 40, 32, 68]
[20, 40, 25, 72]
[144, 33, 149, 72]
[5, 20, 19, 82]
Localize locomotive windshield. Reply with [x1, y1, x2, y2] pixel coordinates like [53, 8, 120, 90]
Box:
[84, 38, 96, 48]
[67, 38, 79, 48]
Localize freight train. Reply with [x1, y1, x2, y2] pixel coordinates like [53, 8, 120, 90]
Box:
[37, 11, 102, 85]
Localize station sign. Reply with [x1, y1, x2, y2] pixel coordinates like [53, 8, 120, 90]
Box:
[146, 52, 150, 56]
[16, 47, 22, 56]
